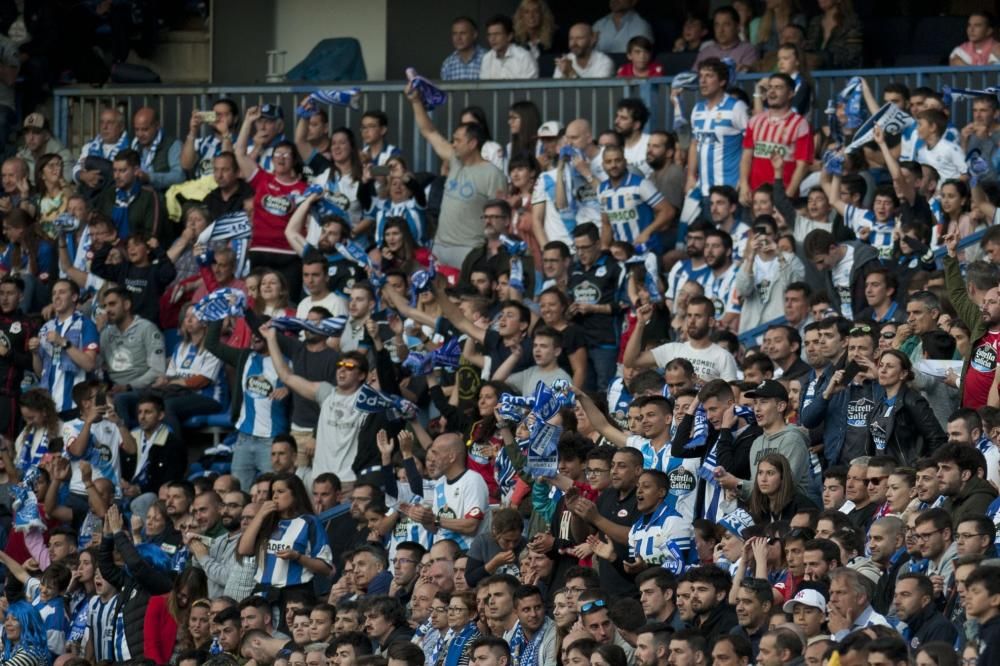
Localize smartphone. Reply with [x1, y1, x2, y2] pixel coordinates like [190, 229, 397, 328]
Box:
[196, 110, 217, 123]
[94, 388, 107, 421]
[841, 360, 863, 385]
[370, 165, 391, 177]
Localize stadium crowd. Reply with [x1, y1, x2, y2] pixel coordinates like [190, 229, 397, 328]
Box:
[0, 2, 999, 666]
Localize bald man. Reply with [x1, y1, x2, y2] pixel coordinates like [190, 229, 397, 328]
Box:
[406, 434, 489, 551]
[131, 107, 184, 190]
[555, 23, 615, 79]
[73, 107, 128, 189]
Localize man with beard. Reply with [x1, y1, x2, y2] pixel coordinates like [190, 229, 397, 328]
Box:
[460, 199, 535, 296]
[732, 578, 772, 658]
[646, 131, 684, 218]
[665, 220, 711, 311]
[273, 304, 341, 469]
[182, 98, 241, 179]
[99, 287, 166, 400]
[510, 584, 556, 666]
[202, 151, 255, 219]
[703, 229, 739, 328]
[0, 277, 33, 439]
[685, 565, 738, 645]
[868, 516, 908, 614]
[798, 317, 852, 465]
[615, 98, 653, 176]
[627, 296, 738, 382]
[187, 489, 252, 597]
[598, 145, 672, 254]
[763, 325, 810, 382]
[554, 23, 614, 79]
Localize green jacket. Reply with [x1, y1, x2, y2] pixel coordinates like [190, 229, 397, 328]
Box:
[95, 183, 163, 241]
[944, 254, 986, 389]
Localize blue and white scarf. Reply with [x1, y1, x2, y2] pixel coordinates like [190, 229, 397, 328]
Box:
[510, 617, 553, 666]
[12, 467, 44, 533]
[670, 71, 699, 131]
[85, 131, 130, 159]
[406, 68, 447, 111]
[500, 235, 527, 293]
[270, 315, 348, 337]
[193, 287, 247, 322]
[296, 88, 361, 118]
[132, 128, 163, 172]
[698, 405, 756, 521]
[354, 384, 416, 421]
[113, 180, 141, 237]
[196, 210, 253, 278]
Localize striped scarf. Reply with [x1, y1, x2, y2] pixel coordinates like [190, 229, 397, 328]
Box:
[132, 128, 163, 172]
[196, 210, 252, 278]
[113, 180, 141, 237]
[698, 405, 756, 521]
[85, 131, 130, 159]
[510, 617, 552, 666]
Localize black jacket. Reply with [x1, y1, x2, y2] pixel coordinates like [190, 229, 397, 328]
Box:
[697, 602, 739, 645]
[976, 614, 1000, 666]
[942, 476, 999, 530]
[872, 549, 909, 615]
[98, 531, 173, 660]
[865, 386, 946, 465]
[906, 602, 959, 649]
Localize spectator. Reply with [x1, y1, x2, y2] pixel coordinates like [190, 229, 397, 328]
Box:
[441, 17, 488, 81]
[950, 11, 1000, 66]
[731, 217, 805, 334]
[753, 0, 805, 55]
[694, 7, 759, 72]
[741, 81, 813, 203]
[202, 151, 255, 220]
[514, 0, 556, 61]
[805, 0, 863, 69]
[181, 98, 240, 179]
[94, 149, 162, 241]
[916, 110, 968, 183]
[130, 107, 184, 192]
[674, 14, 710, 53]
[592, 0, 653, 55]
[961, 96, 1000, 181]
[73, 107, 128, 193]
[934, 444, 998, 528]
[99, 287, 167, 401]
[615, 98, 653, 176]
[803, 229, 881, 320]
[554, 24, 614, 79]
[17, 113, 73, 184]
[598, 145, 672, 253]
[617, 36, 664, 78]
[481, 15, 539, 80]
[92, 234, 176, 326]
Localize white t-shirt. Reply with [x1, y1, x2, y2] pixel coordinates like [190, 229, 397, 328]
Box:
[649, 341, 738, 381]
[432, 469, 490, 549]
[917, 139, 968, 184]
[624, 133, 652, 176]
[832, 245, 855, 318]
[553, 51, 615, 79]
[296, 292, 347, 319]
[507, 365, 573, 396]
[62, 419, 123, 495]
[313, 383, 365, 482]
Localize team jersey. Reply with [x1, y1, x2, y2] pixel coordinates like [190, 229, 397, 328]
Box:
[626, 435, 698, 523]
[311, 167, 362, 225]
[899, 122, 960, 162]
[707, 264, 740, 317]
[963, 329, 1000, 408]
[370, 197, 428, 245]
[628, 499, 694, 568]
[666, 259, 712, 301]
[843, 204, 894, 258]
[248, 169, 307, 253]
[235, 353, 289, 437]
[87, 595, 117, 663]
[247, 134, 285, 173]
[62, 419, 122, 494]
[743, 110, 813, 191]
[988, 496, 1000, 554]
[192, 133, 236, 177]
[691, 94, 749, 195]
[432, 469, 489, 550]
[38, 312, 100, 413]
[26, 577, 68, 658]
[977, 435, 1000, 489]
[606, 377, 632, 430]
[598, 173, 665, 251]
[388, 478, 437, 562]
[364, 142, 401, 166]
[256, 513, 333, 587]
[724, 221, 752, 264]
[168, 341, 225, 403]
[532, 169, 578, 245]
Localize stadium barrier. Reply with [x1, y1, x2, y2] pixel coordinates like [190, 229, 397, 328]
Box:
[53, 65, 1000, 173]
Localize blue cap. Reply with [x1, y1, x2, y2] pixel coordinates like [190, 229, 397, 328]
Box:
[260, 103, 284, 120]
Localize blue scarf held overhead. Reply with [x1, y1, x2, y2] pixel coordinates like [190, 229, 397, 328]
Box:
[112, 180, 142, 238]
[406, 68, 447, 111]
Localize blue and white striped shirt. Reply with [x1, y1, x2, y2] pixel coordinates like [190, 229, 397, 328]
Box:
[256, 514, 333, 587]
[235, 353, 289, 438]
[629, 500, 694, 566]
[598, 173, 665, 251]
[38, 312, 100, 413]
[691, 95, 748, 195]
[87, 595, 118, 663]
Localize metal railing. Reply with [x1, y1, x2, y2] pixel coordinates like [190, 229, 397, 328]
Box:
[53, 65, 1000, 173]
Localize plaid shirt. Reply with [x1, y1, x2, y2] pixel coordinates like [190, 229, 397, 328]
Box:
[441, 45, 486, 80]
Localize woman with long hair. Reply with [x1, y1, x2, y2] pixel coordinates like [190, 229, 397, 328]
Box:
[507, 101, 542, 169]
[185, 599, 213, 652]
[937, 180, 981, 259]
[805, 0, 863, 69]
[442, 590, 481, 666]
[378, 217, 424, 274]
[591, 644, 628, 666]
[747, 453, 816, 523]
[513, 0, 556, 60]
[460, 106, 505, 171]
[253, 269, 295, 318]
[14, 389, 62, 479]
[535, 288, 587, 387]
[143, 567, 208, 665]
[506, 153, 542, 267]
[2, 600, 48, 666]
[754, 0, 805, 53]
[865, 350, 946, 465]
[131, 500, 181, 548]
[35, 153, 74, 239]
[2, 209, 54, 284]
[238, 473, 333, 605]
[317, 127, 365, 227]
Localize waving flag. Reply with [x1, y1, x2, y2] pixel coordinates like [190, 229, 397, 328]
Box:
[941, 85, 1000, 105]
[336, 240, 373, 269]
[401, 337, 461, 376]
[12, 468, 44, 533]
[844, 102, 912, 153]
[838, 77, 868, 129]
[670, 71, 699, 130]
[297, 88, 361, 118]
[269, 315, 347, 337]
[193, 288, 247, 322]
[500, 235, 527, 293]
[409, 260, 437, 306]
[355, 384, 417, 421]
[406, 68, 447, 111]
[197, 210, 252, 278]
[526, 421, 562, 479]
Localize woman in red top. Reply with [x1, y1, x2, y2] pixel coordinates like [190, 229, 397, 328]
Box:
[143, 567, 208, 665]
[235, 106, 307, 300]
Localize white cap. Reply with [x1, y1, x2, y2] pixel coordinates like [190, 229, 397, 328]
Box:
[538, 120, 563, 138]
[782, 588, 827, 614]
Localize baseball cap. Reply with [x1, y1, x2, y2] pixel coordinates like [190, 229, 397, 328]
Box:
[782, 588, 827, 614]
[23, 113, 48, 132]
[719, 509, 755, 539]
[259, 103, 284, 120]
[743, 380, 788, 401]
[537, 120, 563, 138]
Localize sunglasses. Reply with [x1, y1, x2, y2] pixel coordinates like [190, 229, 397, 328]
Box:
[580, 599, 607, 614]
[880, 332, 896, 339]
[850, 325, 872, 334]
[337, 360, 359, 369]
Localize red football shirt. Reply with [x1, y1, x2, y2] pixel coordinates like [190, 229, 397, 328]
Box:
[249, 169, 307, 253]
[743, 110, 813, 191]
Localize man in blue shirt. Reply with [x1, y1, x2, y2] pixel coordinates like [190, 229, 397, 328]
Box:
[441, 17, 486, 80]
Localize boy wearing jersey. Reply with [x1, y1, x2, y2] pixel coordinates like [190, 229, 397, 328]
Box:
[598, 145, 672, 253]
[30, 279, 100, 415]
[626, 470, 693, 573]
[205, 319, 290, 491]
[682, 58, 749, 224]
[823, 171, 900, 260]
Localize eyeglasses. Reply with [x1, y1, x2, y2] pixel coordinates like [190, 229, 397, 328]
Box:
[880, 332, 896, 339]
[850, 325, 872, 334]
[956, 533, 987, 541]
[580, 599, 607, 614]
[431, 607, 448, 615]
[914, 528, 944, 542]
[866, 476, 890, 485]
[585, 468, 609, 476]
[337, 360, 359, 369]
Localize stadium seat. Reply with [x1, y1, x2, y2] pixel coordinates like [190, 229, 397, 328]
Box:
[658, 51, 697, 76]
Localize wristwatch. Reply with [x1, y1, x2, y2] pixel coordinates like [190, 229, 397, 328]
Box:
[61, 339, 72, 350]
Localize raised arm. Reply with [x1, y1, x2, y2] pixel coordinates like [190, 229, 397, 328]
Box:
[873, 125, 915, 205]
[262, 326, 320, 401]
[234, 106, 262, 182]
[405, 84, 454, 162]
[294, 96, 315, 161]
[286, 193, 320, 255]
[622, 303, 659, 369]
[820, 171, 848, 217]
[180, 111, 203, 171]
[574, 390, 627, 447]
[432, 278, 486, 344]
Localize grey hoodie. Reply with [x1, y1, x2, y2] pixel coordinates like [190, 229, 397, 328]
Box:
[738, 425, 813, 502]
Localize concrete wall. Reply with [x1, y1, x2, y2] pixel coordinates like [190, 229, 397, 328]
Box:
[273, 0, 388, 81]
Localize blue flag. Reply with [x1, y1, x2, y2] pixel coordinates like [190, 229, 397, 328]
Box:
[406, 68, 447, 111]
